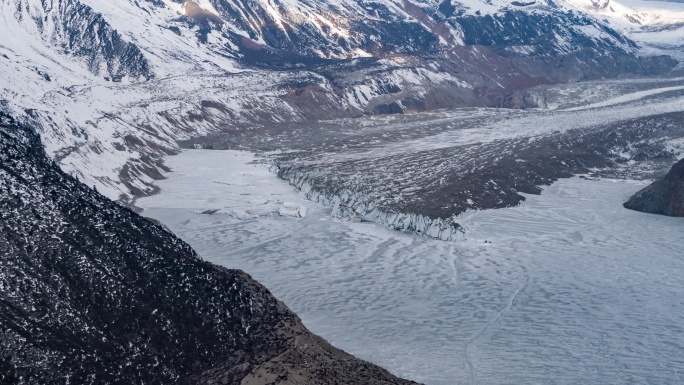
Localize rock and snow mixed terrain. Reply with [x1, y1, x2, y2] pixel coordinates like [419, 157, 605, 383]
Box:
[3, 0, 684, 383]
[0, 114, 418, 384]
[139, 148, 684, 385]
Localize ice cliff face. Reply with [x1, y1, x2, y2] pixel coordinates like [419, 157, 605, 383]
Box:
[624, 157, 684, 216]
[277, 165, 466, 241]
[0, 113, 418, 384]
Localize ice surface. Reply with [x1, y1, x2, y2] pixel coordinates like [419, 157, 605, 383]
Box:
[138, 150, 684, 385]
[279, 202, 307, 218]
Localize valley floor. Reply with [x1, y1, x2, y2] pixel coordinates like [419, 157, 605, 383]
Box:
[139, 150, 684, 385]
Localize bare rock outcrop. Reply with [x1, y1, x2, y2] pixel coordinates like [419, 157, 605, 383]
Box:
[624, 158, 684, 216]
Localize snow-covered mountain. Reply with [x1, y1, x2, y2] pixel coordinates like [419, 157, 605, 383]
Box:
[1, 0, 682, 204]
[562, 0, 684, 60]
[7, 0, 151, 78]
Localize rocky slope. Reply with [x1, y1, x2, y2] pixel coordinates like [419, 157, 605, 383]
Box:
[0, 113, 418, 384]
[624, 157, 684, 216]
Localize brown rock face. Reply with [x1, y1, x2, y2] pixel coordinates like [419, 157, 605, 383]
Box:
[624, 158, 684, 217]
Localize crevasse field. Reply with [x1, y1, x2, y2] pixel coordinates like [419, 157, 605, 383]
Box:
[138, 150, 684, 385]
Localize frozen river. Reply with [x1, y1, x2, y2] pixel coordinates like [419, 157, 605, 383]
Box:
[138, 149, 684, 385]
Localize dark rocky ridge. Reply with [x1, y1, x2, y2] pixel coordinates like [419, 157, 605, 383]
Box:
[0, 114, 418, 384]
[624, 158, 684, 216]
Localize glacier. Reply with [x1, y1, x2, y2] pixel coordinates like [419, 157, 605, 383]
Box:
[139, 149, 684, 385]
